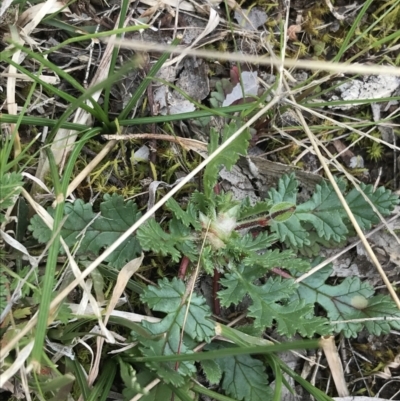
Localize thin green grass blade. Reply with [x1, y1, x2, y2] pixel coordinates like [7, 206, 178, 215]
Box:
[304, 95, 400, 108]
[348, 27, 400, 63]
[3, 55, 100, 118]
[65, 358, 90, 401]
[119, 101, 260, 125]
[191, 384, 238, 401]
[42, 17, 97, 34]
[31, 129, 98, 362]
[31, 150, 66, 363]
[3, 42, 106, 120]
[129, 339, 320, 363]
[334, 0, 374, 62]
[43, 24, 149, 56]
[103, 0, 132, 116]
[86, 360, 117, 401]
[0, 114, 88, 131]
[1, 101, 260, 130]
[60, 128, 102, 195]
[47, 57, 141, 142]
[279, 361, 334, 401]
[266, 355, 282, 401]
[118, 38, 181, 121]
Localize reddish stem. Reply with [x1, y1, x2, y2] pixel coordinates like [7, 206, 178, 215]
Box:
[271, 267, 293, 279]
[178, 256, 190, 280]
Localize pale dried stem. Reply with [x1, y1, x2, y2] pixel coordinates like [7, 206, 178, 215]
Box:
[108, 38, 400, 77]
[52, 140, 117, 207]
[320, 336, 349, 397]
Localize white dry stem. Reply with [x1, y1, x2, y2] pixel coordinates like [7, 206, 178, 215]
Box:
[106, 38, 400, 78]
[52, 139, 117, 208]
[103, 133, 208, 153]
[320, 336, 349, 397]
[129, 379, 160, 401]
[141, 0, 194, 12]
[178, 220, 211, 355]
[164, 8, 220, 67]
[295, 213, 400, 283]
[285, 98, 400, 152]
[0, 0, 14, 18]
[87, 254, 144, 387]
[0, 340, 34, 387]
[66, 304, 160, 323]
[0, 72, 59, 85]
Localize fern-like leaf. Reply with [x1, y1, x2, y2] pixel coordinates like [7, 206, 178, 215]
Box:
[29, 194, 142, 268]
[206, 343, 273, 401]
[269, 174, 399, 252]
[203, 122, 251, 197]
[137, 278, 215, 383]
[345, 183, 400, 230]
[293, 265, 400, 337]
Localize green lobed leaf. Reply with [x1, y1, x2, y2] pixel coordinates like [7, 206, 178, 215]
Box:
[136, 278, 215, 386]
[200, 359, 222, 385]
[344, 183, 399, 230]
[219, 269, 330, 337]
[190, 190, 209, 214]
[231, 231, 277, 254]
[268, 175, 399, 253]
[117, 357, 146, 400]
[137, 219, 182, 262]
[269, 216, 310, 248]
[219, 264, 269, 307]
[29, 194, 141, 268]
[168, 219, 198, 261]
[295, 180, 349, 243]
[293, 265, 381, 337]
[242, 248, 310, 273]
[141, 276, 187, 313]
[141, 278, 215, 342]
[247, 278, 330, 336]
[238, 197, 273, 220]
[357, 295, 400, 336]
[203, 121, 251, 198]
[165, 198, 201, 230]
[296, 230, 346, 257]
[139, 318, 196, 384]
[206, 343, 272, 401]
[254, 300, 331, 337]
[268, 173, 298, 204]
[137, 278, 215, 383]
